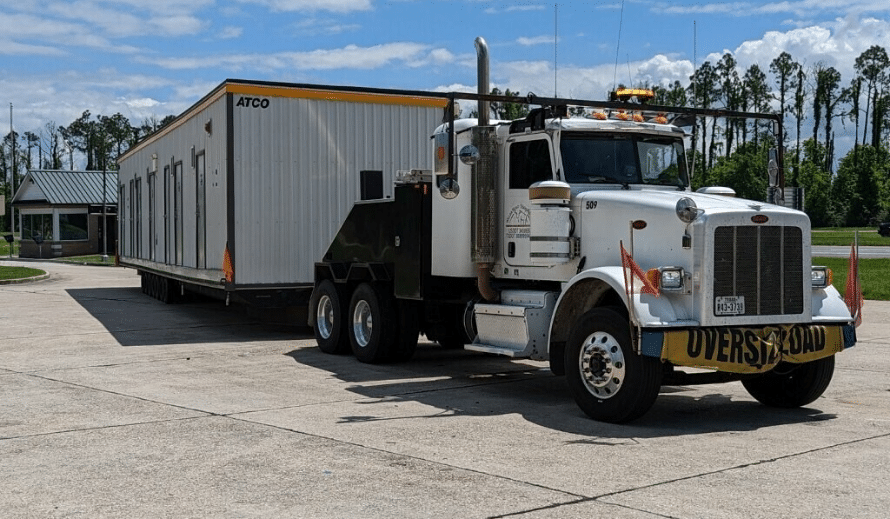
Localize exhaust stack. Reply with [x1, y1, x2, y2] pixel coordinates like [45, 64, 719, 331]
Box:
[472, 36, 498, 302]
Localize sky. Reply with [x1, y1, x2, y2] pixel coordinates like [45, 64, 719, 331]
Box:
[2, 0, 889, 168]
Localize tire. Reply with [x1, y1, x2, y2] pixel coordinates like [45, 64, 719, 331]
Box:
[313, 280, 350, 354]
[348, 283, 398, 364]
[564, 308, 662, 423]
[742, 356, 835, 408]
[159, 276, 170, 303]
[432, 302, 474, 349]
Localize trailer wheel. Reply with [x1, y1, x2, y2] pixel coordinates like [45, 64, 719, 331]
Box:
[742, 356, 835, 408]
[158, 276, 169, 303]
[313, 280, 349, 355]
[564, 308, 662, 423]
[348, 283, 398, 363]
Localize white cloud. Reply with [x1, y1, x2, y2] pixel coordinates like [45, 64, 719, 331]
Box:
[0, 39, 67, 57]
[139, 42, 433, 72]
[650, 0, 890, 18]
[701, 15, 890, 82]
[218, 26, 244, 39]
[235, 0, 372, 13]
[292, 17, 361, 36]
[517, 36, 556, 46]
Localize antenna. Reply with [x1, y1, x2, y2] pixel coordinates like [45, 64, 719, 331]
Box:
[693, 20, 697, 108]
[554, 3, 558, 97]
[613, 0, 625, 90]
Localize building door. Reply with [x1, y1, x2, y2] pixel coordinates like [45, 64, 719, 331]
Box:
[174, 161, 183, 265]
[196, 152, 206, 269]
[148, 172, 155, 261]
[164, 165, 170, 264]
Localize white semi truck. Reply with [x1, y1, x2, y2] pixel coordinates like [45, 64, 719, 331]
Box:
[310, 38, 856, 422]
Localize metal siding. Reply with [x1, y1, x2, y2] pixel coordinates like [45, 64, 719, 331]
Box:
[233, 94, 439, 285]
[117, 96, 228, 274]
[120, 81, 441, 289]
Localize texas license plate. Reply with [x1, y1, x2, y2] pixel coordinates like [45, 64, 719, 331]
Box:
[715, 296, 745, 315]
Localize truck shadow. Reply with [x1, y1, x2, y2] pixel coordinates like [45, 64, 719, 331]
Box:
[285, 341, 836, 439]
[66, 287, 311, 347]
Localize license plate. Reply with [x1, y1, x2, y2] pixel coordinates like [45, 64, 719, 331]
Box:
[715, 296, 745, 315]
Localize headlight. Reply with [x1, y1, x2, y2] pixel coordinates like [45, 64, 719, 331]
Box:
[811, 267, 833, 289]
[655, 267, 685, 291]
[675, 197, 699, 223]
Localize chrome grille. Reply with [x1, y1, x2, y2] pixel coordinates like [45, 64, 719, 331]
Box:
[713, 226, 803, 316]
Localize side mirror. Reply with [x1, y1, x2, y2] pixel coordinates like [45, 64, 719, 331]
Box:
[767, 148, 778, 188]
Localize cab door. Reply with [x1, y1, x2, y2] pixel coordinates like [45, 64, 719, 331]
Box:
[503, 135, 555, 267]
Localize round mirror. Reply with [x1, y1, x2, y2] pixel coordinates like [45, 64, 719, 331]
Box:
[458, 145, 480, 165]
[439, 178, 460, 199]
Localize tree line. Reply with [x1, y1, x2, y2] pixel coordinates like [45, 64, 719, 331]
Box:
[649, 45, 889, 227]
[488, 46, 889, 227]
[4, 45, 890, 229]
[1, 112, 174, 230]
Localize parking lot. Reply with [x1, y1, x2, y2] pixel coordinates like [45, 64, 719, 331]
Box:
[2, 260, 889, 518]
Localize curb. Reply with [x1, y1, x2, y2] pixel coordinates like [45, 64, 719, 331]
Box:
[0, 272, 51, 285]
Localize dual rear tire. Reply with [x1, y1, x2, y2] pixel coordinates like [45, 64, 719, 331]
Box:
[313, 280, 418, 363]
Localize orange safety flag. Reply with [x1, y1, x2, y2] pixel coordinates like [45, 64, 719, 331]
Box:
[844, 243, 863, 327]
[223, 244, 234, 283]
[620, 241, 659, 297]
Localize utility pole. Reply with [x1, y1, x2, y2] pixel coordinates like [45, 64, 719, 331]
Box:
[9, 103, 14, 235]
[102, 141, 108, 262]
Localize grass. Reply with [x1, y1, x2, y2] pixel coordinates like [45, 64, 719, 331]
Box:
[813, 257, 890, 301]
[52, 254, 116, 266]
[812, 227, 889, 246]
[0, 266, 46, 281]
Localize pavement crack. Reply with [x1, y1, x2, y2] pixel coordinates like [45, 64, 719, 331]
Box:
[485, 432, 890, 518]
[0, 415, 207, 442]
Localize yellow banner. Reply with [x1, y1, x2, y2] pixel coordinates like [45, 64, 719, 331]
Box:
[661, 325, 844, 374]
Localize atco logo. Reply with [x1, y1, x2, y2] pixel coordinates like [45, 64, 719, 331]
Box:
[236, 97, 270, 109]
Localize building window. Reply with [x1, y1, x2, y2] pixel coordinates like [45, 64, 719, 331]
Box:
[23, 214, 53, 241]
[59, 213, 89, 241]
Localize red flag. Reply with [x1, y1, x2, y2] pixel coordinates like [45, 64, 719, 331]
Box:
[844, 243, 863, 327]
[621, 242, 659, 297]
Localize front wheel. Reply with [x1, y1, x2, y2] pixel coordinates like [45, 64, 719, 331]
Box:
[742, 356, 835, 408]
[564, 308, 662, 423]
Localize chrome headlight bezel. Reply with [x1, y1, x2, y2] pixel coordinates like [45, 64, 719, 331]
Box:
[811, 266, 833, 289]
[659, 267, 685, 291]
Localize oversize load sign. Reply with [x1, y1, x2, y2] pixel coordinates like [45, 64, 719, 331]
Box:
[661, 324, 844, 374]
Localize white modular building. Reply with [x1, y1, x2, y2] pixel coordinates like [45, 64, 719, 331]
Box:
[117, 79, 448, 305]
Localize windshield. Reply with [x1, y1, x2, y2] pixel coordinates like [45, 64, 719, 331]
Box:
[560, 133, 688, 188]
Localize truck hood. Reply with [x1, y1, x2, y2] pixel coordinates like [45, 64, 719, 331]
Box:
[572, 187, 805, 220]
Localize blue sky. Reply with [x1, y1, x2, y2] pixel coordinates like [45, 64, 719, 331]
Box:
[2, 0, 889, 163]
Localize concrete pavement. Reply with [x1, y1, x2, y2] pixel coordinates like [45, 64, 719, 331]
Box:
[1, 260, 888, 518]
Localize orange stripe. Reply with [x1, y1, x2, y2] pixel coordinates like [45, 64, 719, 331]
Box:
[226, 83, 449, 108]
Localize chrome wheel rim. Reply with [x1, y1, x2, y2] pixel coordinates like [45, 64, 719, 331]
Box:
[578, 331, 626, 399]
[316, 295, 334, 339]
[352, 300, 373, 348]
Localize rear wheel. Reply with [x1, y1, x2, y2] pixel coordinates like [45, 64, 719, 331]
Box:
[349, 283, 397, 363]
[564, 308, 662, 423]
[742, 356, 835, 408]
[313, 280, 349, 354]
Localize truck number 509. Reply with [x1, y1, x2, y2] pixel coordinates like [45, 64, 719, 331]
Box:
[585, 201, 598, 210]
